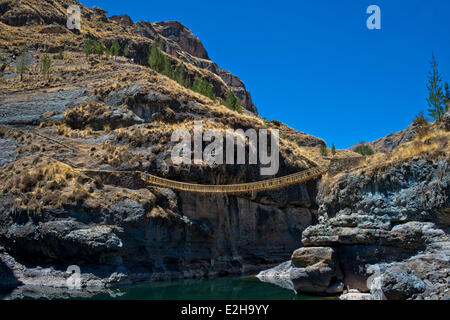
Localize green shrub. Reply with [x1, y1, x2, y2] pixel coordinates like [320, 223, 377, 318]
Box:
[108, 41, 120, 58]
[174, 64, 189, 87]
[192, 75, 215, 101]
[223, 90, 242, 113]
[148, 40, 219, 102]
[320, 145, 328, 157]
[444, 82, 450, 112]
[148, 40, 166, 72]
[148, 40, 176, 78]
[426, 54, 445, 123]
[355, 143, 374, 156]
[83, 40, 106, 56]
[331, 143, 336, 156]
[123, 45, 130, 58]
[40, 53, 51, 80]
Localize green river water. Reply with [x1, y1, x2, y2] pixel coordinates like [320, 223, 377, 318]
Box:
[0, 276, 328, 300]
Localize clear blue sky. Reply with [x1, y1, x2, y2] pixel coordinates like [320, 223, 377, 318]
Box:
[80, 0, 450, 148]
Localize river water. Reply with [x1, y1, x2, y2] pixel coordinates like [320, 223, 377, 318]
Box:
[0, 276, 328, 300]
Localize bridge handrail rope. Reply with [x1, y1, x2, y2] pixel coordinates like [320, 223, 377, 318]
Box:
[77, 165, 328, 194]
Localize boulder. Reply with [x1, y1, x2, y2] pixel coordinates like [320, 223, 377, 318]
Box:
[290, 263, 337, 294]
[380, 265, 426, 300]
[0, 88, 96, 125]
[0, 248, 21, 287]
[258, 247, 342, 295]
[64, 102, 144, 131]
[340, 290, 371, 300]
[109, 15, 133, 27]
[91, 6, 107, 17]
[152, 21, 209, 60]
[291, 247, 334, 268]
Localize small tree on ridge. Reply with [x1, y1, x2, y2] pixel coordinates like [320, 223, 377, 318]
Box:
[40, 53, 51, 80]
[426, 54, 445, 122]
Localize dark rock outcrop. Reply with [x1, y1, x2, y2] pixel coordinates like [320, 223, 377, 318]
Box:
[64, 102, 144, 130]
[0, 88, 96, 125]
[378, 265, 426, 300]
[259, 158, 450, 299]
[258, 247, 343, 295]
[152, 21, 209, 60]
[0, 181, 315, 286]
[349, 123, 416, 153]
[269, 120, 326, 148]
[0, 0, 69, 27]
[109, 15, 133, 27]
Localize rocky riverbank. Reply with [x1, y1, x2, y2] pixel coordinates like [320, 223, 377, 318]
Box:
[259, 133, 450, 300]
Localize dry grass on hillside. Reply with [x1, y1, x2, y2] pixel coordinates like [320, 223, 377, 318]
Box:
[320, 128, 449, 191]
[0, 155, 158, 212]
[0, 158, 91, 210]
[359, 129, 449, 175]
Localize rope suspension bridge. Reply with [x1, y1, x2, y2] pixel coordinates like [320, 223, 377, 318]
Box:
[78, 165, 328, 194]
[10, 127, 329, 195]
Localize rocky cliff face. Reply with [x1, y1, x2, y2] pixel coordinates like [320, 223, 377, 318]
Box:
[0, 0, 258, 114]
[349, 124, 415, 153]
[0, 0, 327, 288]
[259, 132, 450, 300]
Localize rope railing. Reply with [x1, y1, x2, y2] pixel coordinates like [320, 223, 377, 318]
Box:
[79, 165, 328, 194]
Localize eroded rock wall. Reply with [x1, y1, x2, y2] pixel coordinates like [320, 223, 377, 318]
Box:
[259, 158, 450, 300]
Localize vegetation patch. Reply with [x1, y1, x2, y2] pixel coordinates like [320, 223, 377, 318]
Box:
[354, 143, 375, 156]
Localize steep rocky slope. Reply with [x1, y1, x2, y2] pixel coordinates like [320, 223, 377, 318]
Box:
[259, 127, 450, 300]
[0, 0, 257, 113]
[0, 0, 332, 288]
[350, 127, 411, 153]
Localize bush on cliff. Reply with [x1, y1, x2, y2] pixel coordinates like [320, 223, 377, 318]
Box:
[444, 82, 450, 112]
[192, 75, 215, 101]
[320, 145, 328, 157]
[223, 90, 242, 113]
[107, 41, 120, 58]
[40, 53, 51, 80]
[331, 143, 336, 156]
[174, 64, 190, 88]
[355, 143, 374, 156]
[123, 45, 130, 58]
[83, 40, 106, 56]
[148, 39, 167, 74]
[148, 40, 219, 102]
